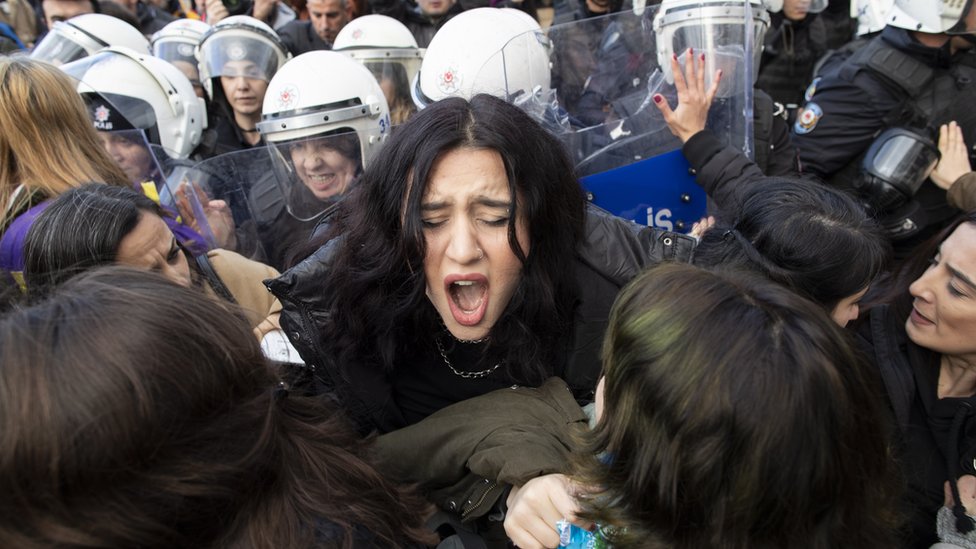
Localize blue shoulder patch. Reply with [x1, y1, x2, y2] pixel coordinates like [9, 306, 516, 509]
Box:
[794, 102, 823, 135]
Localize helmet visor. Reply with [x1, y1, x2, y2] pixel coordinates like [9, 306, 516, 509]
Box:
[364, 60, 419, 125]
[30, 24, 98, 66]
[200, 34, 280, 83]
[268, 130, 364, 221]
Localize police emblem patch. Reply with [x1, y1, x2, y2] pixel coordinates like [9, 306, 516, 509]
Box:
[352, 28, 363, 41]
[794, 102, 823, 135]
[227, 44, 247, 61]
[277, 84, 299, 110]
[804, 77, 820, 102]
[437, 67, 461, 95]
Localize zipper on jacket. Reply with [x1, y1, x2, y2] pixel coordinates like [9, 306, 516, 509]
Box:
[461, 480, 499, 521]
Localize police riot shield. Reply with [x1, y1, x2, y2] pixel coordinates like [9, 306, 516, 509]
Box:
[175, 142, 353, 271]
[472, 1, 760, 232]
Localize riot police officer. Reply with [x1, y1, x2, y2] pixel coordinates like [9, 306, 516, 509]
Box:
[792, 0, 976, 256]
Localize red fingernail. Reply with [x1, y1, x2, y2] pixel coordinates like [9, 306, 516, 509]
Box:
[689, 47, 694, 55]
[672, 53, 677, 60]
[700, 53, 705, 61]
[653, 94, 663, 104]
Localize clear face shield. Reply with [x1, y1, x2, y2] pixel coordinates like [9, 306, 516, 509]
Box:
[200, 32, 281, 93]
[154, 40, 205, 97]
[358, 56, 421, 124]
[468, 28, 559, 130]
[655, 2, 767, 98]
[29, 21, 102, 66]
[267, 129, 364, 221]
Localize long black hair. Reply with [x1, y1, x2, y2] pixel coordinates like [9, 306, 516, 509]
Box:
[694, 177, 891, 311]
[307, 94, 586, 387]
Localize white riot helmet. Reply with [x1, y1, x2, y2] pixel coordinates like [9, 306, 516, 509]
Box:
[852, 0, 893, 36]
[334, 14, 424, 124]
[764, 0, 828, 15]
[256, 51, 390, 220]
[886, 0, 974, 34]
[31, 13, 150, 66]
[197, 15, 290, 101]
[654, 0, 770, 95]
[151, 19, 212, 95]
[61, 46, 206, 159]
[414, 8, 552, 111]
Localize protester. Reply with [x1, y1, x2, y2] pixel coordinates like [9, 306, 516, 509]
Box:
[0, 57, 130, 280]
[0, 266, 436, 548]
[858, 211, 976, 547]
[268, 93, 694, 538]
[506, 263, 901, 548]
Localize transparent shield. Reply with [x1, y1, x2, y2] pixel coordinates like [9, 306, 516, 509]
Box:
[180, 144, 351, 270]
[481, 5, 755, 230]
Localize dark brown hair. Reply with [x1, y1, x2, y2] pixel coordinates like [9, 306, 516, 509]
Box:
[574, 263, 901, 548]
[0, 267, 435, 548]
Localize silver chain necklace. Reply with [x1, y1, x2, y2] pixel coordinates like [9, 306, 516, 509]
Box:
[435, 337, 502, 379]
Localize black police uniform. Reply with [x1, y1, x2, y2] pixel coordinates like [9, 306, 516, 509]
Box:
[792, 25, 976, 255]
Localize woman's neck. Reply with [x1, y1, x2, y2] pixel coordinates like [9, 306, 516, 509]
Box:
[234, 111, 262, 146]
[938, 354, 976, 398]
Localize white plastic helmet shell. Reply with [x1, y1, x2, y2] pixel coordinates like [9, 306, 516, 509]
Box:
[653, 0, 769, 87]
[197, 15, 290, 100]
[416, 7, 550, 107]
[852, 0, 893, 36]
[333, 14, 419, 49]
[151, 19, 212, 58]
[886, 0, 967, 33]
[30, 13, 150, 66]
[63, 46, 206, 159]
[257, 50, 391, 168]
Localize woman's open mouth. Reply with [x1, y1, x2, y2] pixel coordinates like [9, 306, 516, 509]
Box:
[445, 275, 489, 326]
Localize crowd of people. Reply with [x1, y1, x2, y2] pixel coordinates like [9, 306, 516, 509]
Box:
[1, 0, 976, 548]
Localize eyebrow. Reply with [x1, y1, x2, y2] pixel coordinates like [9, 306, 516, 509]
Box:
[420, 198, 512, 211]
[949, 265, 976, 291]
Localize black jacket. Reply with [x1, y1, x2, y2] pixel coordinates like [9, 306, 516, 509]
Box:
[857, 304, 976, 548]
[366, 0, 463, 48]
[277, 19, 331, 57]
[266, 203, 696, 435]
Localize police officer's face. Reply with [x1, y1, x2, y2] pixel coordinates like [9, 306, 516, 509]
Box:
[906, 223, 976, 359]
[220, 60, 269, 117]
[41, 0, 93, 28]
[97, 132, 154, 184]
[782, 0, 810, 21]
[420, 148, 529, 342]
[307, 0, 351, 44]
[289, 137, 358, 201]
[417, 0, 454, 17]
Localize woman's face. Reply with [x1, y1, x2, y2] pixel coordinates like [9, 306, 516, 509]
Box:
[783, 0, 810, 21]
[97, 132, 154, 183]
[219, 60, 269, 117]
[906, 223, 976, 358]
[289, 138, 358, 201]
[421, 148, 529, 341]
[116, 212, 192, 287]
[831, 286, 868, 327]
